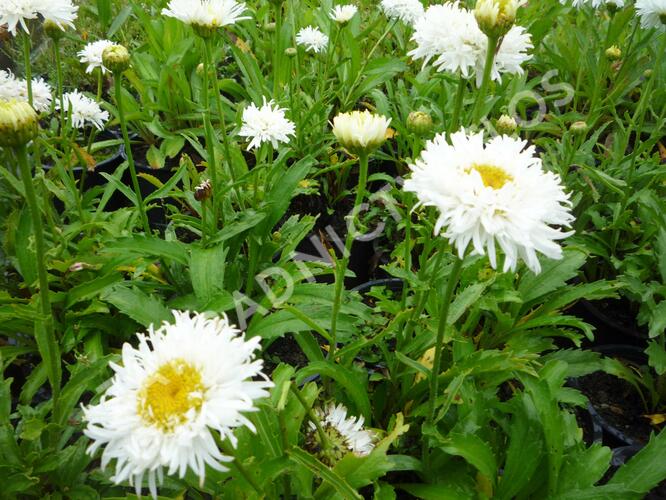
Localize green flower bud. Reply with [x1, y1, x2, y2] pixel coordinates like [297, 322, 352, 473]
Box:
[495, 114, 517, 135]
[102, 44, 131, 74]
[265, 22, 276, 32]
[284, 47, 297, 57]
[43, 19, 66, 40]
[0, 101, 39, 148]
[407, 111, 433, 135]
[605, 45, 621, 61]
[192, 23, 217, 38]
[474, 0, 520, 39]
[570, 121, 588, 135]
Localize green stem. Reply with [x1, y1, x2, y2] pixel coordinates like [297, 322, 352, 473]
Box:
[329, 152, 369, 362]
[53, 40, 65, 133]
[22, 33, 33, 106]
[273, 4, 283, 96]
[450, 76, 467, 133]
[15, 145, 60, 403]
[472, 36, 499, 123]
[426, 257, 464, 427]
[289, 384, 331, 453]
[202, 38, 220, 229]
[114, 75, 150, 233]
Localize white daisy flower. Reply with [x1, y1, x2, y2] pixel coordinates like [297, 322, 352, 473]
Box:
[0, 0, 39, 35]
[403, 129, 574, 274]
[635, 0, 666, 29]
[83, 311, 273, 499]
[331, 110, 391, 155]
[78, 40, 115, 74]
[0, 70, 53, 113]
[238, 97, 296, 150]
[296, 26, 329, 53]
[560, 0, 625, 8]
[39, 0, 78, 31]
[330, 4, 358, 24]
[307, 403, 375, 465]
[59, 90, 109, 130]
[380, 0, 425, 26]
[409, 2, 532, 86]
[162, 0, 249, 29]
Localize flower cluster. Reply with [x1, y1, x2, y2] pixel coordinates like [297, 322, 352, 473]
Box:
[0, 0, 78, 35]
[58, 90, 109, 130]
[409, 1, 532, 86]
[0, 69, 52, 113]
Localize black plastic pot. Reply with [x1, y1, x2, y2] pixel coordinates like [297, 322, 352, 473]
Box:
[578, 298, 647, 347]
[582, 345, 649, 448]
[351, 278, 405, 294]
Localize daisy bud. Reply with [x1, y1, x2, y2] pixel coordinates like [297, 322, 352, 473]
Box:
[495, 114, 517, 135]
[44, 19, 66, 40]
[265, 22, 276, 32]
[474, 0, 521, 38]
[102, 44, 130, 74]
[570, 121, 588, 135]
[196, 63, 205, 75]
[332, 110, 391, 155]
[605, 45, 621, 61]
[0, 101, 39, 148]
[284, 47, 297, 57]
[407, 111, 433, 136]
[194, 179, 212, 201]
[644, 69, 653, 78]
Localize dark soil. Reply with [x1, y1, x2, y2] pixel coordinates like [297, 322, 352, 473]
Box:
[577, 370, 654, 446]
[578, 298, 648, 345]
[264, 335, 312, 376]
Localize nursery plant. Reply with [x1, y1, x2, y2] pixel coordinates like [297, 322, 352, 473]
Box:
[1, 0, 666, 498]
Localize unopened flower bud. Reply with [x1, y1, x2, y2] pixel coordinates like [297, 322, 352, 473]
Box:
[474, 0, 520, 39]
[102, 44, 130, 74]
[570, 121, 588, 135]
[495, 114, 517, 135]
[194, 179, 212, 201]
[332, 110, 391, 155]
[0, 101, 39, 148]
[265, 22, 276, 32]
[407, 111, 433, 135]
[43, 19, 66, 40]
[196, 63, 205, 76]
[605, 0, 621, 14]
[644, 69, 653, 78]
[605, 45, 621, 61]
[284, 47, 297, 57]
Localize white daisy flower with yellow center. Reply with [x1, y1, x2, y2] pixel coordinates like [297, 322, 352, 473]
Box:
[239, 97, 296, 150]
[78, 40, 115, 74]
[162, 0, 249, 30]
[83, 311, 272, 499]
[296, 26, 329, 53]
[403, 129, 574, 274]
[635, 0, 666, 29]
[307, 403, 375, 465]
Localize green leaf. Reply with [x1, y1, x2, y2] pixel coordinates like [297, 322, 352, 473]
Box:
[146, 145, 165, 169]
[65, 273, 123, 307]
[556, 444, 611, 493]
[190, 244, 228, 302]
[609, 427, 666, 494]
[656, 228, 666, 283]
[101, 285, 173, 328]
[210, 210, 267, 244]
[288, 448, 362, 500]
[448, 283, 488, 325]
[19, 418, 46, 441]
[296, 361, 371, 420]
[518, 249, 586, 304]
[646, 341, 666, 375]
[648, 301, 666, 339]
[397, 483, 473, 500]
[439, 433, 497, 488]
[103, 235, 189, 264]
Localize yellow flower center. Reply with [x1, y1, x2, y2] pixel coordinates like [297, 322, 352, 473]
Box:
[471, 164, 514, 190]
[137, 359, 205, 432]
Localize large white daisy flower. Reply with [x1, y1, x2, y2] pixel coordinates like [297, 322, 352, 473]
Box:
[78, 40, 115, 74]
[409, 2, 532, 86]
[307, 403, 375, 464]
[380, 0, 425, 26]
[330, 4, 358, 24]
[403, 129, 574, 274]
[296, 26, 329, 53]
[59, 90, 109, 130]
[635, 0, 666, 29]
[162, 0, 249, 29]
[0, 0, 39, 35]
[83, 311, 273, 499]
[39, 0, 78, 31]
[238, 97, 296, 150]
[0, 70, 53, 113]
[331, 110, 391, 154]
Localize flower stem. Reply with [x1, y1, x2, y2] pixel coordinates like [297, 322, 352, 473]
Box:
[329, 152, 369, 363]
[472, 36, 499, 123]
[450, 76, 467, 133]
[22, 33, 33, 107]
[53, 40, 65, 133]
[426, 257, 463, 427]
[215, 435, 264, 495]
[114, 75, 150, 233]
[15, 145, 60, 403]
[289, 384, 331, 452]
[202, 38, 220, 229]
